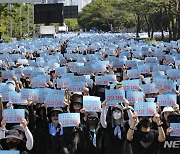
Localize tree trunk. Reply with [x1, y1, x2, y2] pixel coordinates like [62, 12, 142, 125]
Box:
[135, 13, 140, 38]
[145, 15, 150, 38]
[172, 15, 177, 40]
[150, 17, 154, 38]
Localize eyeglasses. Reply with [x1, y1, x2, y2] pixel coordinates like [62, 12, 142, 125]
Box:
[88, 117, 97, 121]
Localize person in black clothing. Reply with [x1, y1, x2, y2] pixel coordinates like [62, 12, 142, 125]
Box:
[32, 106, 49, 154]
[47, 108, 63, 154]
[100, 100, 133, 154]
[83, 112, 104, 154]
[127, 112, 166, 154]
[0, 129, 28, 154]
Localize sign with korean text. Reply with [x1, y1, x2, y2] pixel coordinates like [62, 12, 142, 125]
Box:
[45, 94, 64, 107]
[141, 83, 157, 94]
[83, 96, 101, 112]
[170, 123, 180, 137]
[105, 89, 125, 105]
[157, 94, 177, 106]
[58, 113, 80, 127]
[3, 109, 25, 123]
[122, 79, 140, 91]
[126, 91, 144, 104]
[134, 102, 156, 116]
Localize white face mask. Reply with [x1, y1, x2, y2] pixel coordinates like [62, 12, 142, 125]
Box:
[113, 112, 122, 120]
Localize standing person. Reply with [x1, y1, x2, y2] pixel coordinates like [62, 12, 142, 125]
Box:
[100, 99, 133, 154]
[61, 95, 86, 154]
[0, 129, 29, 154]
[47, 108, 64, 154]
[83, 112, 104, 154]
[32, 106, 49, 154]
[127, 112, 166, 154]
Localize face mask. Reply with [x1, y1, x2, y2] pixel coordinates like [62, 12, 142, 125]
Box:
[7, 142, 18, 149]
[88, 118, 98, 126]
[113, 112, 122, 120]
[140, 118, 151, 128]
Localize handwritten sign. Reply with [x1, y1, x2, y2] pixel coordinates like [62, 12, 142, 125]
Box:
[170, 123, 180, 137]
[126, 91, 144, 104]
[3, 109, 25, 123]
[122, 79, 140, 91]
[105, 89, 125, 105]
[157, 94, 177, 106]
[58, 113, 80, 127]
[134, 102, 156, 116]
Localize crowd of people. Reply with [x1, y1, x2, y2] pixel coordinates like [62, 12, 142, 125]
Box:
[0, 32, 179, 154]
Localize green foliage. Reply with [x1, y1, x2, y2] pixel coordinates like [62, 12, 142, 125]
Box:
[64, 19, 80, 31]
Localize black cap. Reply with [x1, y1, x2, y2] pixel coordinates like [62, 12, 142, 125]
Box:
[49, 107, 63, 114]
[72, 97, 82, 103]
[88, 112, 99, 119]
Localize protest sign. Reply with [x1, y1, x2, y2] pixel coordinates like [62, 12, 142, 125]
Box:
[83, 96, 101, 112]
[68, 82, 85, 92]
[56, 78, 70, 88]
[127, 69, 140, 79]
[17, 59, 28, 65]
[95, 76, 109, 85]
[134, 102, 156, 116]
[58, 113, 80, 127]
[1, 70, 15, 79]
[166, 69, 180, 80]
[45, 94, 64, 107]
[21, 88, 38, 101]
[157, 94, 176, 106]
[36, 88, 49, 103]
[138, 64, 150, 74]
[55, 67, 67, 76]
[145, 57, 158, 64]
[122, 79, 140, 91]
[141, 83, 157, 94]
[170, 123, 180, 137]
[126, 91, 144, 104]
[8, 92, 27, 105]
[31, 77, 46, 88]
[68, 62, 84, 72]
[105, 89, 125, 105]
[0, 151, 20, 154]
[3, 109, 25, 123]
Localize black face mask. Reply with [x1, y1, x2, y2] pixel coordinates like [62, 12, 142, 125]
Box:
[140, 118, 151, 128]
[88, 118, 99, 127]
[7, 142, 18, 149]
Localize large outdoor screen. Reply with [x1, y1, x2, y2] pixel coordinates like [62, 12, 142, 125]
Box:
[34, 3, 64, 24]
